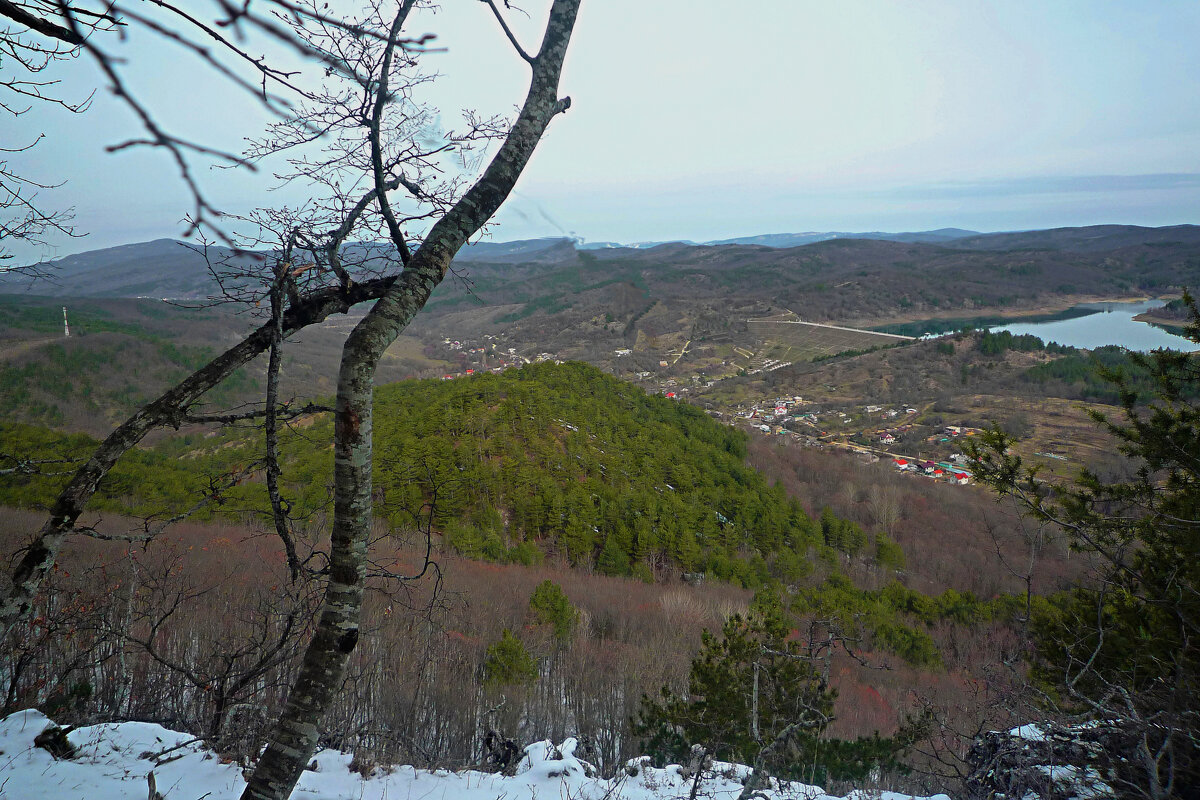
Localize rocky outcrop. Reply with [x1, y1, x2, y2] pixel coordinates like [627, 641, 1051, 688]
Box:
[965, 721, 1135, 799]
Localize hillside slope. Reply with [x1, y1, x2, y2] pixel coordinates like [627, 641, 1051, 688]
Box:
[9, 227, 1200, 394]
[414, 226, 1200, 376]
[3, 361, 945, 596]
[0, 239, 243, 298]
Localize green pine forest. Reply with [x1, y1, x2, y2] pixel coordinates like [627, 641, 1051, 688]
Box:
[2, 363, 856, 578]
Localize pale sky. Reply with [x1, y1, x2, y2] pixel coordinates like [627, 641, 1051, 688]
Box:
[7, 1, 1200, 262]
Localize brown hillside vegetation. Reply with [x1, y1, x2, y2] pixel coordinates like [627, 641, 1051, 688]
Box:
[578, 237, 1200, 325]
[404, 234, 1200, 384]
[746, 439, 1083, 598]
[0, 506, 1025, 784]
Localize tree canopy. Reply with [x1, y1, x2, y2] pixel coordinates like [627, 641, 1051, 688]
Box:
[968, 293, 1200, 799]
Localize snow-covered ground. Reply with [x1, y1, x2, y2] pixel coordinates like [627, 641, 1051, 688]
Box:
[0, 710, 950, 800]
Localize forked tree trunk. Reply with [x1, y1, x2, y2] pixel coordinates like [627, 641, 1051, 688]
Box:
[239, 3, 580, 798]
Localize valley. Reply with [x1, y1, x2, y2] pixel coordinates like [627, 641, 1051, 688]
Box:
[6, 226, 1189, 476]
[1, 224, 1196, 797]
[6, 2, 1199, 796]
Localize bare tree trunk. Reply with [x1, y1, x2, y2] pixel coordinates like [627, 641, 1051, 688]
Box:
[239, 2, 580, 797]
[736, 721, 817, 800]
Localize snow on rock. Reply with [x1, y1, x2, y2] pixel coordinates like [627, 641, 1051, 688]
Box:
[967, 721, 1119, 799]
[1009, 723, 1047, 742]
[0, 709, 241, 800]
[0, 711, 950, 800]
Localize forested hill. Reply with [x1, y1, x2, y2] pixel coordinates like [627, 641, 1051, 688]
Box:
[2, 363, 865, 586]
[351, 362, 832, 584]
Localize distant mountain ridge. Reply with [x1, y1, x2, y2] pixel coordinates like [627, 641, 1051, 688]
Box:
[0, 239, 243, 299]
[5, 224, 1199, 299]
[937, 224, 1200, 252]
[699, 228, 981, 248]
[577, 224, 1200, 251]
[573, 228, 980, 250]
[410, 224, 1200, 255]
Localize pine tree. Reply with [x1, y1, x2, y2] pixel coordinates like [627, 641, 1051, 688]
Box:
[968, 292, 1200, 799]
[596, 533, 631, 576]
[874, 533, 906, 571]
[528, 580, 578, 641]
[633, 610, 834, 772]
[483, 630, 539, 689]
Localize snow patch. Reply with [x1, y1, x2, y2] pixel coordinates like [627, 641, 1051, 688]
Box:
[0, 712, 950, 800]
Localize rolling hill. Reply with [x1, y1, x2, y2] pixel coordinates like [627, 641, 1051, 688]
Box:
[7, 224, 1200, 419]
[0, 362, 824, 580]
[0, 239, 252, 299]
[703, 227, 981, 247]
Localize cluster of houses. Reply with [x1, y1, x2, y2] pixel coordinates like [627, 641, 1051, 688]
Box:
[718, 395, 985, 490]
[892, 456, 972, 484]
[874, 424, 916, 445]
[734, 395, 807, 424]
[439, 363, 529, 380]
[866, 404, 920, 417]
[729, 397, 925, 437]
[926, 425, 984, 443]
[797, 404, 920, 438]
[434, 335, 556, 380]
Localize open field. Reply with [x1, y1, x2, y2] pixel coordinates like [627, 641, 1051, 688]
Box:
[960, 394, 1122, 477]
[748, 316, 912, 359]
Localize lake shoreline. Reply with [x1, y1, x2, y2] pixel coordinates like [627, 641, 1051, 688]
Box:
[1132, 312, 1188, 332]
[866, 295, 1160, 337]
[989, 299, 1197, 352]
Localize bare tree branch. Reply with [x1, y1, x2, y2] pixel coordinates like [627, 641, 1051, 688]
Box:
[481, 0, 534, 65]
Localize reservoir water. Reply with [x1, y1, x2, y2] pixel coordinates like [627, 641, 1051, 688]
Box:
[991, 300, 1198, 352]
